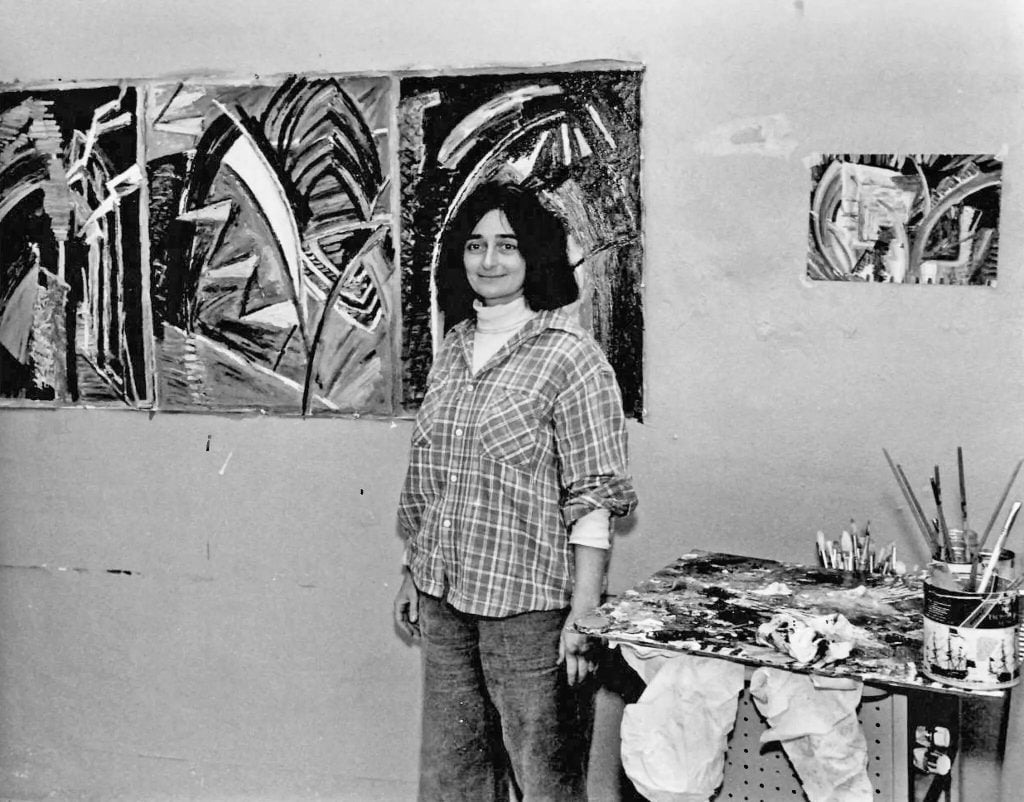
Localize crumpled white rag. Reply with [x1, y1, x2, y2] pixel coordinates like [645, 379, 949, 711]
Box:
[619, 648, 745, 801]
[748, 667, 873, 802]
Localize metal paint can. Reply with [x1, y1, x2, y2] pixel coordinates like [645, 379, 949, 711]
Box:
[922, 578, 1020, 690]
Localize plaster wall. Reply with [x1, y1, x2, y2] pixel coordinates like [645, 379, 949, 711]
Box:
[2, 1, 1023, 799]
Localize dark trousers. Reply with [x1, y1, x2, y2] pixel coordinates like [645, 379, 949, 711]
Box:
[417, 594, 593, 802]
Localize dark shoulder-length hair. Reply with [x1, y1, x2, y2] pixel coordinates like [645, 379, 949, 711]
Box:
[436, 181, 579, 326]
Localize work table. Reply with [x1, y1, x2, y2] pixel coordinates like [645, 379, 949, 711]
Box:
[577, 551, 1012, 801]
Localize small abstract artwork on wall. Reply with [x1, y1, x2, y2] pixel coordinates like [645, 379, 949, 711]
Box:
[807, 154, 1002, 285]
[398, 67, 645, 419]
[0, 64, 644, 417]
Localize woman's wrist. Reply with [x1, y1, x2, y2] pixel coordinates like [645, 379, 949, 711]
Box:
[569, 591, 603, 619]
[570, 543, 607, 621]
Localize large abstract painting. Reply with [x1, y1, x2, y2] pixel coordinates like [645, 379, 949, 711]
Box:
[398, 68, 645, 419]
[807, 154, 1002, 285]
[0, 86, 148, 405]
[146, 77, 395, 415]
[0, 65, 644, 417]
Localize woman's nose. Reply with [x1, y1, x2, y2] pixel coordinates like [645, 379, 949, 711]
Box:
[482, 244, 498, 267]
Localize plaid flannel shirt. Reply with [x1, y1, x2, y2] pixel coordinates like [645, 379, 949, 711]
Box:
[398, 306, 638, 618]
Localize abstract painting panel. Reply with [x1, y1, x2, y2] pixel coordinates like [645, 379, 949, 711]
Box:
[0, 76, 397, 415]
[807, 154, 1002, 285]
[146, 76, 396, 415]
[0, 85, 148, 405]
[0, 66, 644, 417]
[398, 68, 645, 419]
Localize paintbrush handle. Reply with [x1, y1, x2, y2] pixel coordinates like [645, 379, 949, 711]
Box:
[930, 476, 953, 561]
[979, 458, 1024, 549]
[977, 501, 1022, 593]
[900, 467, 937, 549]
[958, 446, 968, 530]
[968, 552, 981, 591]
[883, 450, 940, 555]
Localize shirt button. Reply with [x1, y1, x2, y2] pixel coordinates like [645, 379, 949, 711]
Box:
[450, 474, 458, 483]
[455, 428, 464, 436]
[442, 519, 452, 528]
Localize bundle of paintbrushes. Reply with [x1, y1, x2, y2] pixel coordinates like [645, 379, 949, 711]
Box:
[883, 446, 1024, 593]
[815, 521, 903, 575]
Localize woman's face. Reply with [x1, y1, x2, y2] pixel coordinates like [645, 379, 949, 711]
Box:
[463, 208, 527, 307]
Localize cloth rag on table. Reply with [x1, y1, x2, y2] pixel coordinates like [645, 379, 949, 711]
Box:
[619, 647, 745, 802]
[748, 667, 873, 802]
[618, 649, 874, 802]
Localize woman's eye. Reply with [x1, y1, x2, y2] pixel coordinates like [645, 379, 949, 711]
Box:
[465, 242, 482, 252]
[501, 242, 518, 251]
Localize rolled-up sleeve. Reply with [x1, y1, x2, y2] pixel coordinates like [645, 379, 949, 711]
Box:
[553, 357, 638, 527]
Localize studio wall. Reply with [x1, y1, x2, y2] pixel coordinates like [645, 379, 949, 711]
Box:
[2, 1, 1023, 799]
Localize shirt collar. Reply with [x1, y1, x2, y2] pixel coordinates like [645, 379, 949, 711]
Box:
[453, 304, 582, 343]
[450, 304, 584, 371]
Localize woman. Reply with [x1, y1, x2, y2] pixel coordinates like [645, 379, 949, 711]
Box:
[394, 181, 637, 801]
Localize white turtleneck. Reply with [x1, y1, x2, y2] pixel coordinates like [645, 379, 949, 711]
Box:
[472, 296, 536, 373]
[471, 296, 611, 550]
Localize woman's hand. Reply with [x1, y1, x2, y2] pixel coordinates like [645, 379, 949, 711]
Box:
[558, 623, 597, 686]
[560, 542, 605, 684]
[393, 568, 420, 639]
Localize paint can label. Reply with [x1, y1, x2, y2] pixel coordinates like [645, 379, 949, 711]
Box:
[922, 580, 1020, 690]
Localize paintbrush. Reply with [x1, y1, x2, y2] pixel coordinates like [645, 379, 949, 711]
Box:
[860, 526, 872, 571]
[883, 449, 941, 557]
[875, 542, 891, 573]
[851, 519, 868, 568]
[978, 458, 1024, 550]
[840, 529, 854, 571]
[976, 501, 1022, 594]
[816, 530, 829, 567]
[851, 519, 868, 571]
[964, 528, 979, 575]
[968, 552, 981, 592]
[957, 446, 969, 536]
[931, 468, 953, 561]
[880, 541, 898, 575]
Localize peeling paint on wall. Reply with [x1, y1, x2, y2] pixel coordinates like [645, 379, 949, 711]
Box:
[692, 113, 798, 159]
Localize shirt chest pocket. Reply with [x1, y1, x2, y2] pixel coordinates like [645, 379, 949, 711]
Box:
[480, 389, 547, 469]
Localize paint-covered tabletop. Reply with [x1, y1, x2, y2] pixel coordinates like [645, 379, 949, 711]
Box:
[577, 550, 1005, 698]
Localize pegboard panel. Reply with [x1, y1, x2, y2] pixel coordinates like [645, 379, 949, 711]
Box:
[714, 684, 903, 802]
